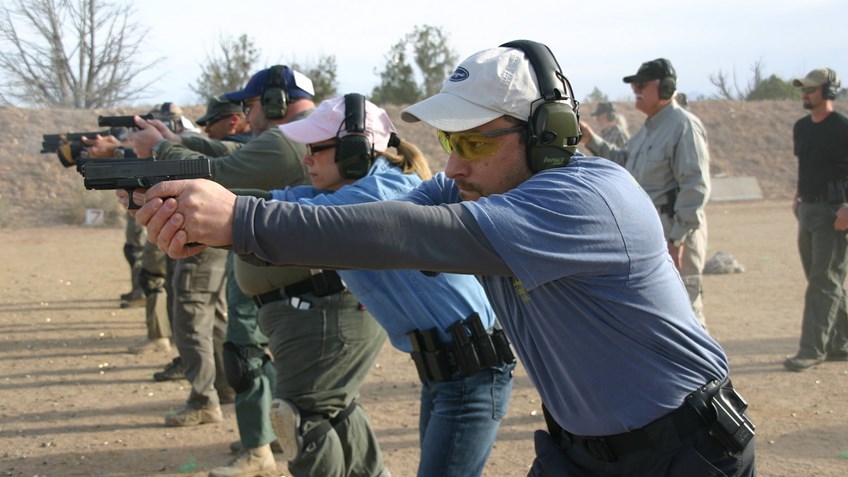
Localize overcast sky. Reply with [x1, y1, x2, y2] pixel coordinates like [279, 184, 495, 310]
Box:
[125, 0, 846, 106]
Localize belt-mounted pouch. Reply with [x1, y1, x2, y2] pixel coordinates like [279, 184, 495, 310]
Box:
[420, 328, 453, 381]
[448, 319, 483, 376]
[490, 328, 516, 364]
[222, 342, 270, 393]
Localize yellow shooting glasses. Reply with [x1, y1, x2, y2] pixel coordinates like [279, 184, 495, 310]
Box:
[437, 126, 524, 161]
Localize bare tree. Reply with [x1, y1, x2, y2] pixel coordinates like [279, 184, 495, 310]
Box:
[0, 0, 163, 108]
[190, 33, 260, 101]
[709, 69, 737, 100]
[709, 60, 766, 101]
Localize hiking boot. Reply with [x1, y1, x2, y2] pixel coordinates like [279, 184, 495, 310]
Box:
[825, 352, 848, 362]
[120, 290, 146, 308]
[783, 355, 824, 372]
[229, 439, 284, 454]
[128, 337, 171, 354]
[154, 357, 186, 382]
[209, 445, 276, 477]
[164, 404, 223, 427]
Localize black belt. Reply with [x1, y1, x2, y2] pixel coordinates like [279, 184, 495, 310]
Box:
[253, 271, 344, 307]
[558, 401, 705, 462]
[548, 379, 728, 462]
[800, 181, 848, 204]
[800, 194, 828, 203]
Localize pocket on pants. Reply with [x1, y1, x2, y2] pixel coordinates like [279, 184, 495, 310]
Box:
[490, 361, 515, 420]
[175, 252, 227, 294]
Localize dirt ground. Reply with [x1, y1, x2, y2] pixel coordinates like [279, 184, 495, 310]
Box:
[1, 199, 846, 477]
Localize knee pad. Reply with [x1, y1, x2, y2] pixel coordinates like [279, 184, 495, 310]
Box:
[139, 268, 166, 295]
[123, 243, 143, 265]
[270, 398, 305, 462]
[269, 398, 358, 464]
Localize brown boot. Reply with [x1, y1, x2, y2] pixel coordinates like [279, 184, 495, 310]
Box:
[208, 444, 276, 477]
[128, 338, 171, 354]
[164, 404, 223, 427]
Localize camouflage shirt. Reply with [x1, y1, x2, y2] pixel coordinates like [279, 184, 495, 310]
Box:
[599, 123, 630, 149]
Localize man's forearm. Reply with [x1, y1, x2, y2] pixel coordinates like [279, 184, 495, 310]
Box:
[232, 196, 511, 275]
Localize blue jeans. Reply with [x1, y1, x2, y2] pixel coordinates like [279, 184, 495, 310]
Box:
[417, 361, 515, 477]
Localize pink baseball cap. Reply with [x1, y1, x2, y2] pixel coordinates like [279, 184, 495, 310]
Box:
[279, 95, 396, 151]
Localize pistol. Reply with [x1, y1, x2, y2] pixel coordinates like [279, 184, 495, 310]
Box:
[97, 113, 155, 128]
[41, 127, 130, 168]
[80, 157, 213, 209]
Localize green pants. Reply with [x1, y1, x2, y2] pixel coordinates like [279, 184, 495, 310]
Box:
[797, 202, 848, 358]
[123, 216, 145, 295]
[259, 292, 388, 477]
[225, 253, 277, 449]
[172, 247, 229, 408]
[139, 241, 173, 340]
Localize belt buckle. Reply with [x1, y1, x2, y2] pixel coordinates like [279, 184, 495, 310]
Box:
[582, 436, 617, 462]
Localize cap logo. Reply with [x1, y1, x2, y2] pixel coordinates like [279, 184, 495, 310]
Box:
[449, 67, 469, 82]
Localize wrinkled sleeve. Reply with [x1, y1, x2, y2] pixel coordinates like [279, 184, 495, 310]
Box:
[231, 196, 510, 275]
[670, 121, 710, 240]
[586, 135, 628, 166]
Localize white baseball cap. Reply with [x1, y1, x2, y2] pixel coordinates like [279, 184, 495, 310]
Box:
[279, 95, 397, 151]
[401, 47, 540, 132]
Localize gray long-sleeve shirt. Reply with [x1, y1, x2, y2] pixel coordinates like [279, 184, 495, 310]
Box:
[587, 101, 710, 242]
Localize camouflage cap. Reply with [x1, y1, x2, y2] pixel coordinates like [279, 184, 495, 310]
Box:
[591, 102, 615, 116]
[196, 96, 242, 126]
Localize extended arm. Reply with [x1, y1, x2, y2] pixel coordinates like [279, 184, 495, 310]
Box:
[233, 196, 510, 275]
[134, 179, 509, 275]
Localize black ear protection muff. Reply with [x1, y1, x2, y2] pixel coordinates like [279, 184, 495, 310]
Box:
[500, 40, 582, 172]
[659, 76, 676, 100]
[823, 68, 840, 100]
[335, 93, 374, 180]
[262, 65, 288, 120]
[655, 59, 677, 100]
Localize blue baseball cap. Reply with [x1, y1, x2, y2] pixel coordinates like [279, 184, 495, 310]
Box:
[223, 66, 315, 102]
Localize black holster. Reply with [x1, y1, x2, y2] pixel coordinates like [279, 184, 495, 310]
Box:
[222, 341, 271, 393]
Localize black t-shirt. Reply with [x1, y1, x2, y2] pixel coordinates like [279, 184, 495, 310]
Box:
[794, 111, 848, 196]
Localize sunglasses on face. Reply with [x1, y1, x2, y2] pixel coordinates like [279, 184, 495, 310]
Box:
[632, 80, 656, 91]
[205, 113, 234, 126]
[241, 101, 258, 115]
[801, 86, 819, 95]
[306, 141, 338, 156]
[436, 126, 524, 161]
